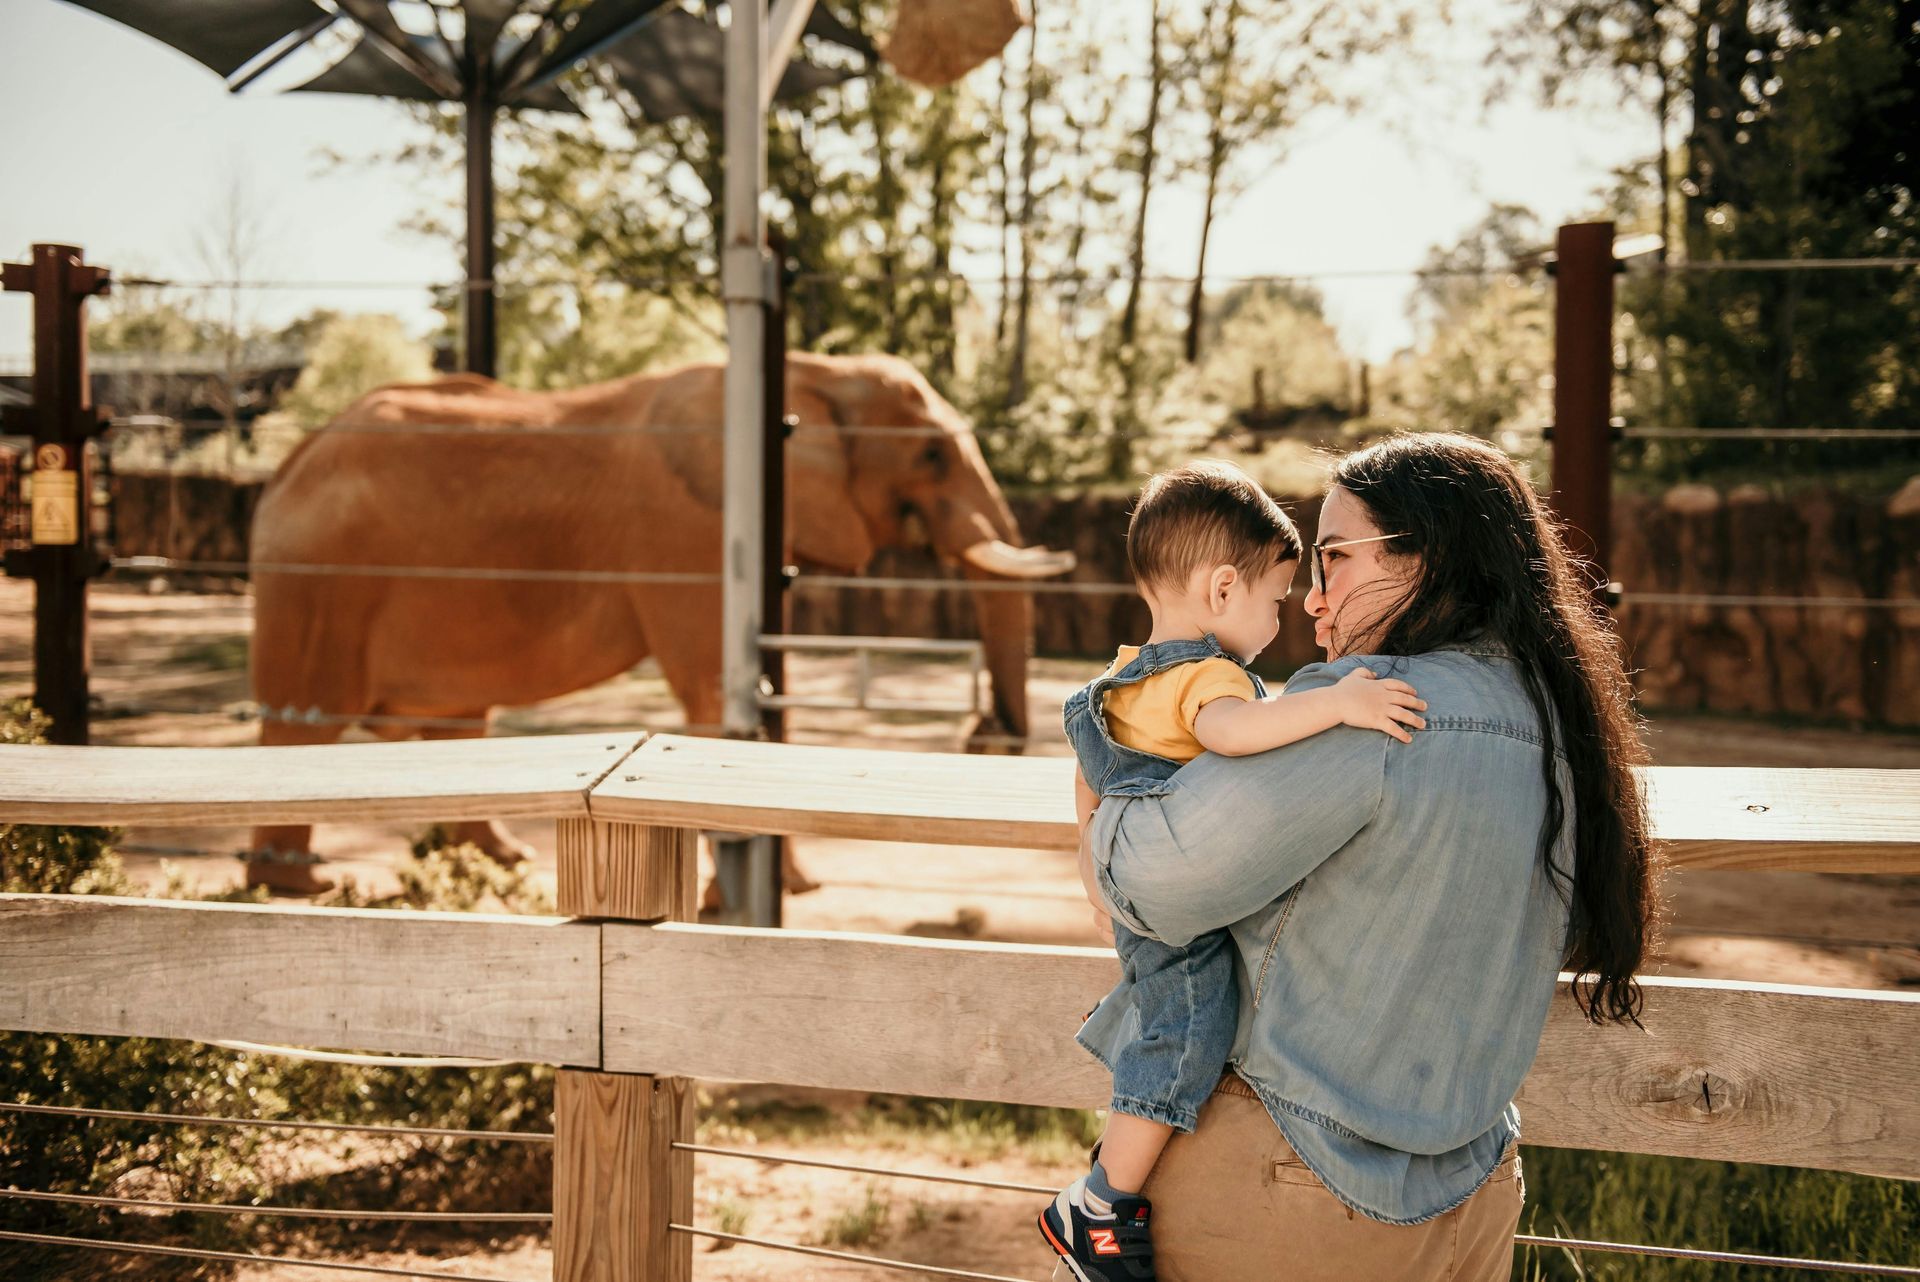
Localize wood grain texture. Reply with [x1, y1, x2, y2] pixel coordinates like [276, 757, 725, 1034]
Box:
[586, 735, 1076, 850]
[1646, 767, 1920, 872]
[0, 733, 645, 827]
[0, 895, 599, 1065]
[553, 1070, 692, 1282]
[588, 739, 1920, 873]
[601, 923, 1920, 1179]
[556, 820, 695, 922]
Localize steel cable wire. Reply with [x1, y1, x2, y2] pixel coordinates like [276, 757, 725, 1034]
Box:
[1514, 1232, 1920, 1277]
[0, 1230, 543, 1281]
[0, 1188, 548, 1223]
[673, 1142, 1056, 1195]
[668, 1225, 1036, 1281]
[0, 1102, 554, 1144]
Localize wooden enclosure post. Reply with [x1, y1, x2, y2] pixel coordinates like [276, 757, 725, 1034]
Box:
[1550, 221, 1616, 600]
[554, 819, 697, 1282]
[1, 244, 110, 745]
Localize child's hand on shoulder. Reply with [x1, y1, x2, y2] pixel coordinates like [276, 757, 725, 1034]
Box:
[1333, 667, 1427, 743]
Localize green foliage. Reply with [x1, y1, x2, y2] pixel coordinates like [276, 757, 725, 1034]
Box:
[1514, 1147, 1920, 1281]
[0, 700, 128, 896]
[279, 313, 436, 428]
[0, 701, 553, 1275]
[1499, 0, 1920, 484]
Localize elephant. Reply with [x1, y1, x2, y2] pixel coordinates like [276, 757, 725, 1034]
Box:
[244, 351, 1075, 894]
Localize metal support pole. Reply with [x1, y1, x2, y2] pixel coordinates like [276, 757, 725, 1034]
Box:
[463, 51, 497, 379]
[1550, 222, 1615, 599]
[715, 0, 778, 927]
[761, 240, 790, 747]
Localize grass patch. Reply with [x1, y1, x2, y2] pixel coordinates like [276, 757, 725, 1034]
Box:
[819, 1185, 891, 1247]
[172, 635, 250, 671]
[1515, 1147, 1920, 1281]
[713, 1197, 751, 1236]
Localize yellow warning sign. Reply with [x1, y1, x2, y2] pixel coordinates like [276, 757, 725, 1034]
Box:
[31, 468, 79, 545]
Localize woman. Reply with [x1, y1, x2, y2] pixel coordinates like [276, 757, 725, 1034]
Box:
[1077, 433, 1659, 1282]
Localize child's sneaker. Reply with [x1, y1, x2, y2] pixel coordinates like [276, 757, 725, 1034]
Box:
[1037, 1175, 1156, 1282]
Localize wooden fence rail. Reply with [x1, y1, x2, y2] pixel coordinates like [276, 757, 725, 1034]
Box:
[3, 732, 1919, 1282]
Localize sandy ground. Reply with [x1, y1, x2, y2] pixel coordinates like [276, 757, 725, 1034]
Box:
[7, 578, 1919, 1281]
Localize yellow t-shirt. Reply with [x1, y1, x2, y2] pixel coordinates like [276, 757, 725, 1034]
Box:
[1098, 646, 1258, 762]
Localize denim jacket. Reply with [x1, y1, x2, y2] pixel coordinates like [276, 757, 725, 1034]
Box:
[1084, 642, 1573, 1225]
[1062, 635, 1268, 798]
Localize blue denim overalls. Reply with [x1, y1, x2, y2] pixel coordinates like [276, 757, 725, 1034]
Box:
[1063, 635, 1267, 1132]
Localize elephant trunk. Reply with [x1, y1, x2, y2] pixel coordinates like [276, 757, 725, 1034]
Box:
[919, 493, 1070, 753]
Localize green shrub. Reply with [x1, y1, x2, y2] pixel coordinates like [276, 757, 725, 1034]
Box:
[0, 703, 554, 1276]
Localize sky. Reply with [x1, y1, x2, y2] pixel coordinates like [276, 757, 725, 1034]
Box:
[0, 0, 1654, 365]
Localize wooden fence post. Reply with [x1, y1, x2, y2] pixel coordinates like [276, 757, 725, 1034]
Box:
[554, 818, 696, 1282]
[1550, 221, 1617, 602]
[1, 244, 111, 745]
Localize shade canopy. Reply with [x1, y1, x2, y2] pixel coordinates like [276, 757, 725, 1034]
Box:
[61, 0, 867, 116]
[61, 0, 872, 376]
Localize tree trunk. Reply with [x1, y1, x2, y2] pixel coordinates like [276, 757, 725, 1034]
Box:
[1008, 0, 1041, 406]
[1185, 0, 1236, 365]
[1120, 0, 1165, 355]
[995, 55, 1014, 349]
[928, 94, 958, 386]
[1113, 0, 1166, 476]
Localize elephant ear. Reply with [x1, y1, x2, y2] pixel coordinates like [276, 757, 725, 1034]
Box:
[786, 387, 877, 572]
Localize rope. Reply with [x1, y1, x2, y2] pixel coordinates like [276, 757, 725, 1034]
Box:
[110, 556, 721, 586]
[673, 1142, 1056, 1196]
[0, 1188, 549, 1223]
[1618, 592, 1920, 610]
[0, 1230, 543, 1281]
[668, 1225, 1034, 1282]
[0, 1102, 554, 1144]
[1516, 1233, 1920, 1277]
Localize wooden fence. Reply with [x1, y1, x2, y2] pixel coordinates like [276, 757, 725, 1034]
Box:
[2, 732, 1918, 1280]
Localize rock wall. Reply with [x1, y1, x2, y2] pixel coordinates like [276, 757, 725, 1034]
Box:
[108, 472, 1920, 727]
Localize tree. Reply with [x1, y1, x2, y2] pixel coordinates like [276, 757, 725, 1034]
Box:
[1506, 0, 1920, 476]
[279, 314, 434, 428]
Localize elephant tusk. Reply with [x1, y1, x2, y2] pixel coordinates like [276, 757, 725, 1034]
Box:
[960, 539, 1077, 579]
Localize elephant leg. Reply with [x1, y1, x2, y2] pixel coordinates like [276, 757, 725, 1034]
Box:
[246, 715, 347, 896]
[415, 718, 537, 869]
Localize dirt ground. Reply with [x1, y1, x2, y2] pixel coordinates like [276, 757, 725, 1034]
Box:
[7, 578, 1919, 1282]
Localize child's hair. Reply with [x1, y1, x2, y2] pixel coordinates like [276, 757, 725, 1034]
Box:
[1126, 460, 1302, 593]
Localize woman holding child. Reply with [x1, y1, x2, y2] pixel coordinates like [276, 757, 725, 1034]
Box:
[1042, 434, 1658, 1282]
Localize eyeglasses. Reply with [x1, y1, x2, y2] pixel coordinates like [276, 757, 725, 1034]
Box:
[1310, 532, 1409, 597]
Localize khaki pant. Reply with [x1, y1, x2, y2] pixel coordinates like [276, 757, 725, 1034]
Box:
[1056, 1075, 1524, 1282]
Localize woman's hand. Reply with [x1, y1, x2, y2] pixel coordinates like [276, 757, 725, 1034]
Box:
[1333, 667, 1427, 743]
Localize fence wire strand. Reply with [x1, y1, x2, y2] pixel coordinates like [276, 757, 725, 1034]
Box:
[1515, 1232, 1920, 1277]
[0, 1101, 554, 1144]
[0, 1230, 543, 1281]
[673, 1142, 1056, 1195]
[0, 1187, 548, 1223]
[103, 415, 1219, 443]
[669, 1225, 1034, 1281]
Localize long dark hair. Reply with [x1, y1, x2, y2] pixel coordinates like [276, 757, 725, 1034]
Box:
[1331, 433, 1659, 1025]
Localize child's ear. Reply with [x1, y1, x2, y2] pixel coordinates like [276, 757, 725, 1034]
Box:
[1207, 564, 1238, 613]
